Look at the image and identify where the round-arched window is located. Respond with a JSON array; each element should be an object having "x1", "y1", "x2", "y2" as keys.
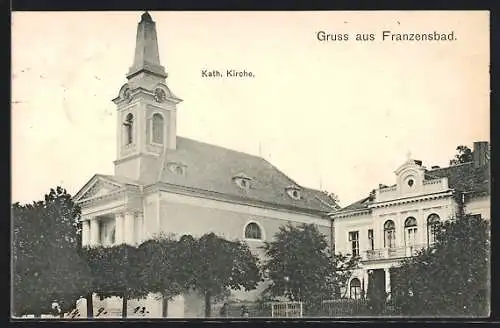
[
  {"x1": 384, "y1": 220, "x2": 395, "y2": 230},
  {"x1": 404, "y1": 217, "x2": 417, "y2": 227},
  {"x1": 384, "y1": 220, "x2": 396, "y2": 249},
  {"x1": 427, "y1": 214, "x2": 440, "y2": 245},
  {"x1": 350, "y1": 278, "x2": 362, "y2": 300},
  {"x1": 404, "y1": 217, "x2": 418, "y2": 249},
  {"x1": 124, "y1": 113, "x2": 134, "y2": 145},
  {"x1": 244, "y1": 222, "x2": 262, "y2": 240},
  {"x1": 151, "y1": 113, "x2": 164, "y2": 144}
]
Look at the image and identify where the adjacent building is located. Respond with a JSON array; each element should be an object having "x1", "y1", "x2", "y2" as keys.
[
  {"x1": 331, "y1": 142, "x2": 490, "y2": 301},
  {"x1": 72, "y1": 12, "x2": 337, "y2": 318}
]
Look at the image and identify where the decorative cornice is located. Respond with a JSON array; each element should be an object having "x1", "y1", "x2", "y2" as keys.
[
  {"x1": 77, "y1": 189, "x2": 127, "y2": 207},
  {"x1": 73, "y1": 174, "x2": 125, "y2": 202},
  {"x1": 369, "y1": 190, "x2": 454, "y2": 209},
  {"x1": 330, "y1": 208, "x2": 372, "y2": 219},
  {"x1": 144, "y1": 181, "x2": 330, "y2": 218},
  {"x1": 113, "y1": 87, "x2": 182, "y2": 106},
  {"x1": 113, "y1": 152, "x2": 160, "y2": 165},
  {"x1": 127, "y1": 67, "x2": 167, "y2": 80},
  {"x1": 331, "y1": 190, "x2": 456, "y2": 219}
]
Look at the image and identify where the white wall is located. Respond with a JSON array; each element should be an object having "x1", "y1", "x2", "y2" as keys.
[{"x1": 465, "y1": 195, "x2": 490, "y2": 220}]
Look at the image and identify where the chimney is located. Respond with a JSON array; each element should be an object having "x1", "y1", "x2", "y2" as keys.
[
  {"x1": 473, "y1": 141, "x2": 489, "y2": 168},
  {"x1": 414, "y1": 160, "x2": 423, "y2": 166}
]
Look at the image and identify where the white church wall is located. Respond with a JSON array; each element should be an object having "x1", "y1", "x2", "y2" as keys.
[
  {"x1": 157, "y1": 190, "x2": 331, "y2": 245},
  {"x1": 145, "y1": 190, "x2": 333, "y2": 309}
]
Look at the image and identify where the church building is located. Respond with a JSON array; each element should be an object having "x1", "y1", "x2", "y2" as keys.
[
  {"x1": 73, "y1": 12, "x2": 337, "y2": 318},
  {"x1": 331, "y1": 142, "x2": 490, "y2": 301}
]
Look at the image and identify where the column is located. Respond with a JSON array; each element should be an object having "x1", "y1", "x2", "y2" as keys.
[
  {"x1": 417, "y1": 209, "x2": 426, "y2": 248},
  {"x1": 115, "y1": 213, "x2": 124, "y2": 245},
  {"x1": 81, "y1": 220, "x2": 90, "y2": 247},
  {"x1": 358, "y1": 228, "x2": 366, "y2": 260},
  {"x1": 363, "y1": 270, "x2": 369, "y2": 296},
  {"x1": 397, "y1": 214, "x2": 405, "y2": 249},
  {"x1": 124, "y1": 212, "x2": 136, "y2": 245},
  {"x1": 90, "y1": 218, "x2": 100, "y2": 246},
  {"x1": 375, "y1": 217, "x2": 383, "y2": 250},
  {"x1": 136, "y1": 212, "x2": 144, "y2": 244},
  {"x1": 384, "y1": 268, "x2": 391, "y2": 299}
]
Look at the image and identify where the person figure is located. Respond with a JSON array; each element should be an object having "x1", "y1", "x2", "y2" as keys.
[
  {"x1": 241, "y1": 305, "x2": 249, "y2": 318},
  {"x1": 219, "y1": 302, "x2": 229, "y2": 318}
]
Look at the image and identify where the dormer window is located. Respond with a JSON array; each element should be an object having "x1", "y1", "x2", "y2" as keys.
[
  {"x1": 167, "y1": 162, "x2": 186, "y2": 176},
  {"x1": 233, "y1": 173, "x2": 252, "y2": 190},
  {"x1": 285, "y1": 186, "x2": 301, "y2": 200}
]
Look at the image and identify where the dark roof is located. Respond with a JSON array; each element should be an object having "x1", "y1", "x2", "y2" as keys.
[
  {"x1": 336, "y1": 196, "x2": 373, "y2": 214},
  {"x1": 424, "y1": 162, "x2": 490, "y2": 197},
  {"x1": 157, "y1": 137, "x2": 337, "y2": 213},
  {"x1": 109, "y1": 137, "x2": 337, "y2": 214}
]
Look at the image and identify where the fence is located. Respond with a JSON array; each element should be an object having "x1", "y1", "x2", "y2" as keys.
[
  {"x1": 271, "y1": 301, "x2": 303, "y2": 318},
  {"x1": 212, "y1": 301, "x2": 272, "y2": 318},
  {"x1": 212, "y1": 299, "x2": 391, "y2": 318},
  {"x1": 212, "y1": 300, "x2": 306, "y2": 318},
  {"x1": 321, "y1": 299, "x2": 370, "y2": 317}
]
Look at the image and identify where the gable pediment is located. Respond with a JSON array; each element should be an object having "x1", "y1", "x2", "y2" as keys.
[{"x1": 74, "y1": 175, "x2": 125, "y2": 203}]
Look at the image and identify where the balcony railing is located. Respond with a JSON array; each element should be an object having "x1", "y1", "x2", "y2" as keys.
[{"x1": 364, "y1": 244, "x2": 427, "y2": 261}]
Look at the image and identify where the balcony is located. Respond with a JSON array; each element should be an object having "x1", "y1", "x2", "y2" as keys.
[
  {"x1": 364, "y1": 244, "x2": 427, "y2": 261},
  {"x1": 375, "y1": 177, "x2": 449, "y2": 203}
]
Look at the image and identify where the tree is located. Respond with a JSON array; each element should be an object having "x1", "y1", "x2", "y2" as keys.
[
  {"x1": 321, "y1": 190, "x2": 341, "y2": 208},
  {"x1": 449, "y1": 145, "x2": 473, "y2": 165},
  {"x1": 261, "y1": 223, "x2": 359, "y2": 314},
  {"x1": 82, "y1": 244, "x2": 146, "y2": 318},
  {"x1": 136, "y1": 235, "x2": 184, "y2": 317},
  {"x1": 187, "y1": 233, "x2": 262, "y2": 318},
  {"x1": 12, "y1": 187, "x2": 93, "y2": 317},
  {"x1": 391, "y1": 214, "x2": 490, "y2": 317}
]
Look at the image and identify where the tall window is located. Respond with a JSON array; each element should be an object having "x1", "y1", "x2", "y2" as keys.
[
  {"x1": 384, "y1": 220, "x2": 396, "y2": 249},
  {"x1": 404, "y1": 217, "x2": 418, "y2": 245},
  {"x1": 404, "y1": 217, "x2": 418, "y2": 255},
  {"x1": 152, "y1": 113, "x2": 164, "y2": 144},
  {"x1": 368, "y1": 229, "x2": 374, "y2": 251},
  {"x1": 124, "y1": 113, "x2": 134, "y2": 145},
  {"x1": 349, "y1": 231, "x2": 359, "y2": 256},
  {"x1": 350, "y1": 278, "x2": 361, "y2": 300},
  {"x1": 427, "y1": 214, "x2": 440, "y2": 245},
  {"x1": 245, "y1": 222, "x2": 262, "y2": 240}
]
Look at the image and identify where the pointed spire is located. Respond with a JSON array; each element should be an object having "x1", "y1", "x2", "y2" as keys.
[{"x1": 127, "y1": 11, "x2": 167, "y2": 79}]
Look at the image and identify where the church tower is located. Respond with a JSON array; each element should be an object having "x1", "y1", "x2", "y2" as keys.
[{"x1": 112, "y1": 12, "x2": 182, "y2": 182}]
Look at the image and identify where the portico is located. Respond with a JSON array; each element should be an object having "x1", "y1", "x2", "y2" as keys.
[
  {"x1": 81, "y1": 211, "x2": 144, "y2": 247},
  {"x1": 74, "y1": 173, "x2": 147, "y2": 248}
]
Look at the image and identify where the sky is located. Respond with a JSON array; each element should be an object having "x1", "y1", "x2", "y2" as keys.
[{"x1": 11, "y1": 11, "x2": 490, "y2": 207}]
